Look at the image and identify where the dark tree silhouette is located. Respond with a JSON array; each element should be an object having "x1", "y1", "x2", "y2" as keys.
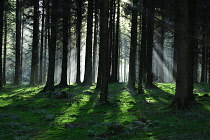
[
  {"x1": 145, "y1": 0, "x2": 155, "y2": 88},
  {"x1": 39, "y1": 0, "x2": 45, "y2": 84},
  {"x1": 170, "y1": 0, "x2": 195, "y2": 110},
  {"x1": 14, "y1": 0, "x2": 21, "y2": 85},
  {"x1": 76, "y1": 0, "x2": 82, "y2": 84},
  {"x1": 127, "y1": 0, "x2": 138, "y2": 90},
  {"x1": 43, "y1": 0, "x2": 58, "y2": 91},
  {"x1": 83, "y1": 0, "x2": 93, "y2": 85},
  {"x1": 30, "y1": 0, "x2": 40, "y2": 86},
  {"x1": 58, "y1": 0, "x2": 70, "y2": 88},
  {"x1": 99, "y1": 0, "x2": 109, "y2": 103},
  {"x1": 0, "y1": 0, "x2": 4, "y2": 87}
]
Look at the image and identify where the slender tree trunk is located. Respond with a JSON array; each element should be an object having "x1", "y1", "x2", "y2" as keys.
[
  {"x1": 76, "y1": 0, "x2": 82, "y2": 84},
  {"x1": 83, "y1": 0, "x2": 93, "y2": 85},
  {"x1": 145, "y1": 0, "x2": 155, "y2": 88},
  {"x1": 14, "y1": 0, "x2": 21, "y2": 85},
  {"x1": 200, "y1": 10, "x2": 207, "y2": 83},
  {"x1": 138, "y1": 0, "x2": 147, "y2": 94},
  {"x1": 3, "y1": 9, "x2": 7, "y2": 84},
  {"x1": 159, "y1": 5, "x2": 165, "y2": 83},
  {"x1": 30, "y1": 0, "x2": 40, "y2": 85},
  {"x1": 99, "y1": 0, "x2": 109, "y2": 103},
  {"x1": 92, "y1": 0, "x2": 99, "y2": 83},
  {"x1": 44, "y1": 0, "x2": 49, "y2": 84},
  {"x1": 20, "y1": 0, "x2": 23, "y2": 83},
  {"x1": 0, "y1": 0, "x2": 4, "y2": 87},
  {"x1": 188, "y1": 0, "x2": 196, "y2": 101},
  {"x1": 58, "y1": 0, "x2": 69, "y2": 87},
  {"x1": 39, "y1": 0, "x2": 45, "y2": 84},
  {"x1": 43, "y1": 0, "x2": 57, "y2": 91},
  {"x1": 111, "y1": 0, "x2": 120, "y2": 83},
  {"x1": 127, "y1": 0, "x2": 138, "y2": 89}
]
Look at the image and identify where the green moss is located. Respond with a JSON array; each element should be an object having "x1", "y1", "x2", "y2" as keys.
[{"x1": 0, "y1": 83, "x2": 210, "y2": 139}]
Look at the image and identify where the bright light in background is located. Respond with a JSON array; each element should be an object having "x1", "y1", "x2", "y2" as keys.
[{"x1": 121, "y1": 0, "x2": 130, "y2": 3}]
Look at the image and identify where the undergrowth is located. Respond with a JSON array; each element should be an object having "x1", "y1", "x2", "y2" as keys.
[{"x1": 0, "y1": 83, "x2": 210, "y2": 140}]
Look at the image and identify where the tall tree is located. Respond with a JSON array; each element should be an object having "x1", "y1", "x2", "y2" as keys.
[
  {"x1": 58, "y1": 0, "x2": 70, "y2": 87},
  {"x1": 170, "y1": 0, "x2": 194, "y2": 109},
  {"x1": 76, "y1": 0, "x2": 82, "y2": 84},
  {"x1": 3, "y1": 8, "x2": 7, "y2": 84},
  {"x1": 30, "y1": 0, "x2": 40, "y2": 85},
  {"x1": 0, "y1": 0, "x2": 4, "y2": 87},
  {"x1": 43, "y1": 0, "x2": 57, "y2": 91},
  {"x1": 92, "y1": 0, "x2": 99, "y2": 83},
  {"x1": 83, "y1": 0, "x2": 93, "y2": 85},
  {"x1": 39, "y1": 0, "x2": 45, "y2": 84},
  {"x1": 14, "y1": 0, "x2": 21, "y2": 85},
  {"x1": 145, "y1": 0, "x2": 155, "y2": 88},
  {"x1": 99, "y1": 0, "x2": 109, "y2": 103},
  {"x1": 111, "y1": 0, "x2": 120, "y2": 83},
  {"x1": 138, "y1": 0, "x2": 147, "y2": 94},
  {"x1": 127, "y1": 0, "x2": 138, "y2": 89}
]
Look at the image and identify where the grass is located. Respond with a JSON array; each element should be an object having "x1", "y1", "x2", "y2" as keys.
[{"x1": 0, "y1": 83, "x2": 210, "y2": 140}]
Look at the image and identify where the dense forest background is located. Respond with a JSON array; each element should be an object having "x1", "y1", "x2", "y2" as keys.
[{"x1": 0, "y1": 0, "x2": 210, "y2": 109}]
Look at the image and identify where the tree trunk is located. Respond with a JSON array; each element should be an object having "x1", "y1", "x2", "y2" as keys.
[
  {"x1": 138, "y1": 0, "x2": 147, "y2": 94},
  {"x1": 170, "y1": 0, "x2": 194, "y2": 110},
  {"x1": 43, "y1": 0, "x2": 57, "y2": 91},
  {"x1": 0, "y1": 0, "x2": 4, "y2": 87},
  {"x1": 83, "y1": 0, "x2": 93, "y2": 85},
  {"x1": 39, "y1": 0, "x2": 45, "y2": 84},
  {"x1": 145, "y1": 0, "x2": 155, "y2": 88},
  {"x1": 127, "y1": 0, "x2": 138, "y2": 90},
  {"x1": 76, "y1": 0, "x2": 82, "y2": 84},
  {"x1": 58, "y1": 0, "x2": 69, "y2": 88},
  {"x1": 3, "y1": 8, "x2": 7, "y2": 85},
  {"x1": 99, "y1": 0, "x2": 109, "y2": 103},
  {"x1": 111, "y1": 0, "x2": 120, "y2": 83},
  {"x1": 30, "y1": 0, "x2": 40, "y2": 86},
  {"x1": 92, "y1": 0, "x2": 99, "y2": 83},
  {"x1": 14, "y1": 0, "x2": 21, "y2": 85}
]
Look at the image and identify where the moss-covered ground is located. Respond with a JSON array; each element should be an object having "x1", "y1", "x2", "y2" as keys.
[{"x1": 0, "y1": 83, "x2": 210, "y2": 140}]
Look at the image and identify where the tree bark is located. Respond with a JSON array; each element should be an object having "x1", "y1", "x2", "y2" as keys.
[
  {"x1": 58, "y1": 0, "x2": 69, "y2": 87},
  {"x1": 76, "y1": 0, "x2": 82, "y2": 84},
  {"x1": 83, "y1": 0, "x2": 93, "y2": 85},
  {"x1": 43, "y1": 0, "x2": 57, "y2": 91},
  {"x1": 145, "y1": 0, "x2": 155, "y2": 88},
  {"x1": 111, "y1": 0, "x2": 120, "y2": 83},
  {"x1": 127, "y1": 0, "x2": 138, "y2": 90},
  {"x1": 138, "y1": 0, "x2": 147, "y2": 94},
  {"x1": 30, "y1": 0, "x2": 40, "y2": 86},
  {"x1": 170, "y1": 0, "x2": 194, "y2": 110},
  {"x1": 92, "y1": 0, "x2": 99, "y2": 83},
  {"x1": 99, "y1": 0, "x2": 109, "y2": 103},
  {"x1": 39, "y1": 0, "x2": 45, "y2": 84},
  {"x1": 0, "y1": 0, "x2": 4, "y2": 87},
  {"x1": 3, "y1": 8, "x2": 7, "y2": 85},
  {"x1": 14, "y1": 0, "x2": 21, "y2": 85}
]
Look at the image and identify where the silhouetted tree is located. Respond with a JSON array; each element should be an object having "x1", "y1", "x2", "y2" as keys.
[
  {"x1": 76, "y1": 0, "x2": 82, "y2": 84},
  {"x1": 127, "y1": 0, "x2": 138, "y2": 90},
  {"x1": 99, "y1": 0, "x2": 109, "y2": 103},
  {"x1": 14, "y1": 0, "x2": 21, "y2": 85},
  {"x1": 83, "y1": 0, "x2": 93, "y2": 85},
  {"x1": 145, "y1": 0, "x2": 155, "y2": 88},
  {"x1": 30, "y1": 0, "x2": 40, "y2": 85},
  {"x1": 43, "y1": 0, "x2": 58, "y2": 91},
  {"x1": 0, "y1": 0, "x2": 4, "y2": 87},
  {"x1": 58, "y1": 0, "x2": 70, "y2": 88},
  {"x1": 170, "y1": 0, "x2": 194, "y2": 110}
]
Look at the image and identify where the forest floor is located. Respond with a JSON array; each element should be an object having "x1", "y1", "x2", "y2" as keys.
[{"x1": 0, "y1": 83, "x2": 210, "y2": 140}]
